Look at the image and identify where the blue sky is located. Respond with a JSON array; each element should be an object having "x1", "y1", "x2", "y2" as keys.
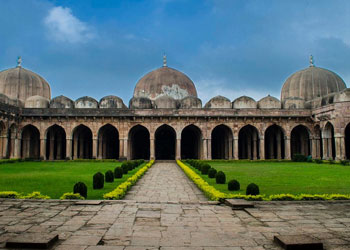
[{"x1": 1, "y1": 0, "x2": 350, "y2": 103}]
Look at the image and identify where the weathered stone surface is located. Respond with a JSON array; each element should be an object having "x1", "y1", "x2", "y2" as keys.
[
  {"x1": 5, "y1": 233, "x2": 58, "y2": 249},
  {"x1": 75, "y1": 200, "x2": 102, "y2": 206},
  {"x1": 274, "y1": 235, "x2": 323, "y2": 250},
  {"x1": 224, "y1": 199, "x2": 254, "y2": 209}
]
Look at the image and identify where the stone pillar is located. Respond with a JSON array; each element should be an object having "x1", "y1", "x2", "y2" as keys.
[
  {"x1": 312, "y1": 138, "x2": 317, "y2": 159},
  {"x1": 322, "y1": 138, "x2": 328, "y2": 160},
  {"x1": 56, "y1": 138, "x2": 62, "y2": 160},
  {"x1": 269, "y1": 137, "x2": 274, "y2": 159},
  {"x1": 335, "y1": 135, "x2": 345, "y2": 160},
  {"x1": 2, "y1": 136, "x2": 8, "y2": 159},
  {"x1": 202, "y1": 139, "x2": 208, "y2": 160},
  {"x1": 40, "y1": 138, "x2": 46, "y2": 160},
  {"x1": 14, "y1": 137, "x2": 20, "y2": 159},
  {"x1": 98, "y1": 136, "x2": 103, "y2": 159},
  {"x1": 66, "y1": 138, "x2": 72, "y2": 160},
  {"x1": 328, "y1": 138, "x2": 333, "y2": 159},
  {"x1": 150, "y1": 138, "x2": 155, "y2": 160},
  {"x1": 49, "y1": 133, "x2": 54, "y2": 160},
  {"x1": 259, "y1": 137, "x2": 265, "y2": 160},
  {"x1": 176, "y1": 138, "x2": 181, "y2": 160},
  {"x1": 207, "y1": 139, "x2": 212, "y2": 160},
  {"x1": 119, "y1": 139, "x2": 124, "y2": 159},
  {"x1": 276, "y1": 132, "x2": 282, "y2": 160},
  {"x1": 285, "y1": 137, "x2": 291, "y2": 160},
  {"x1": 124, "y1": 139, "x2": 128, "y2": 160},
  {"x1": 92, "y1": 138, "x2": 98, "y2": 159},
  {"x1": 228, "y1": 138, "x2": 233, "y2": 159},
  {"x1": 253, "y1": 139, "x2": 257, "y2": 160},
  {"x1": 233, "y1": 138, "x2": 238, "y2": 159}
]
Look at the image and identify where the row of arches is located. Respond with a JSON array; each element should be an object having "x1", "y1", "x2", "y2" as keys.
[{"x1": 1, "y1": 122, "x2": 350, "y2": 160}]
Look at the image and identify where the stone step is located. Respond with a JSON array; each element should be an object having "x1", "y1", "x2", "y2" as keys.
[
  {"x1": 274, "y1": 235, "x2": 323, "y2": 250},
  {"x1": 6, "y1": 233, "x2": 59, "y2": 249},
  {"x1": 224, "y1": 199, "x2": 254, "y2": 209}
]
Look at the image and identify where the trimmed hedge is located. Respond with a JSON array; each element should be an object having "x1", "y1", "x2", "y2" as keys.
[
  {"x1": 114, "y1": 167, "x2": 123, "y2": 178},
  {"x1": 73, "y1": 182, "x2": 87, "y2": 198},
  {"x1": 105, "y1": 170, "x2": 114, "y2": 183},
  {"x1": 208, "y1": 168, "x2": 217, "y2": 178},
  {"x1": 228, "y1": 179, "x2": 240, "y2": 191},
  {"x1": 215, "y1": 171, "x2": 226, "y2": 184},
  {"x1": 93, "y1": 172, "x2": 104, "y2": 189},
  {"x1": 246, "y1": 183, "x2": 260, "y2": 195}
]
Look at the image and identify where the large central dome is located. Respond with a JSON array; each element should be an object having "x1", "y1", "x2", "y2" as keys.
[{"x1": 133, "y1": 66, "x2": 197, "y2": 101}]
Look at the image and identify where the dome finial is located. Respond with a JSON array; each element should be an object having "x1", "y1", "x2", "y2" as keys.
[
  {"x1": 17, "y1": 56, "x2": 22, "y2": 68},
  {"x1": 163, "y1": 53, "x2": 167, "y2": 67},
  {"x1": 309, "y1": 55, "x2": 314, "y2": 67}
]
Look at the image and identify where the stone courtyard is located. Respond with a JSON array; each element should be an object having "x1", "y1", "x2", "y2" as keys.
[{"x1": 0, "y1": 162, "x2": 350, "y2": 249}]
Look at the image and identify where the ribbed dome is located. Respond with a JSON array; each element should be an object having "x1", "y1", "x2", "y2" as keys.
[
  {"x1": 281, "y1": 66, "x2": 346, "y2": 103},
  {"x1": 133, "y1": 66, "x2": 197, "y2": 100},
  {"x1": 0, "y1": 66, "x2": 51, "y2": 106}
]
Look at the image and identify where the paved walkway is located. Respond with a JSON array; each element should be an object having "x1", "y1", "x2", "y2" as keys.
[
  {"x1": 124, "y1": 162, "x2": 207, "y2": 203},
  {"x1": 0, "y1": 162, "x2": 350, "y2": 249}
]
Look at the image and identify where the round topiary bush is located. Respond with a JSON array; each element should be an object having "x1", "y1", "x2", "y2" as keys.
[
  {"x1": 208, "y1": 168, "x2": 217, "y2": 178},
  {"x1": 114, "y1": 167, "x2": 123, "y2": 178},
  {"x1": 73, "y1": 182, "x2": 87, "y2": 198},
  {"x1": 121, "y1": 162, "x2": 129, "y2": 174},
  {"x1": 246, "y1": 183, "x2": 260, "y2": 195},
  {"x1": 93, "y1": 172, "x2": 104, "y2": 189},
  {"x1": 105, "y1": 170, "x2": 114, "y2": 182},
  {"x1": 228, "y1": 179, "x2": 240, "y2": 191},
  {"x1": 201, "y1": 163, "x2": 211, "y2": 175},
  {"x1": 215, "y1": 171, "x2": 226, "y2": 184}
]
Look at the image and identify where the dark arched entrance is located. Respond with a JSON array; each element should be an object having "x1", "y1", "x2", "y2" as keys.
[
  {"x1": 46, "y1": 125, "x2": 66, "y2": 160},
  {"x1": 265, "y1": 125, "x2": 285, "y2": 159},
  {"x1": 346, "y1": 123, "x2": 350, "y2": 160},
  {"x1": 181, "y1": 125, "x2": 201, "y2": 159},
  {"x1": 211, "y1": 125, "x2": 232, "y2": 159},
  {"x1": 155, "y1": 125, "x2": 176, "y2": 160},
  {"x1": 129, "y1": 125, "x2": 150, "y2": 160},
  {"x1": 291, "y1": 125, "x2": 310, "y2": 158},
  {"x1": 98, "y1": 124, "x2": 119, "y2": 159},
  {"x1": 72, "y1": 125, "x2": 92, "y2": 159},
  {"x1": 323, "y1": 122, "x2": 335, "y2": 160},
  {"x1": 239, "y1": 125, "x2": 260, "y2": 159},
  {"x1": 21, "y1": 125, "x2": 40, "y2": 159}
]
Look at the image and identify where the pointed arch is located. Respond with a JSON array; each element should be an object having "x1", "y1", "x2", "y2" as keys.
[
  {"x1": 346, "y1": 123, "x2": 350, "y2": 160},
  {"x1": 211, "y1": 124, "x2": 233, "y2": 159},
  {"x1": 128, "y1": 125, "x2": 150, "y2": 160},
  {"x1": 98, "y1": 124, "x2": 119, "y2": 159},
  {"x1": 291, "y1": 125, "x2": 310, "y2": 158},
  {"x1": 46, "y1": 125, "x2": 66, "y2": 160},
  {"x1": 72, "y1": 124, "x2": 92, "y2": 159},
  {"x1": 264, "y1": 124, "x2": 285, "y2": 159},
  {"x1": 181, "y1": 125, "x2": 202, "y2": 159},
  {"x1": 239, "y1": 125, "x2": 260, "y2": 159},
  {"x1": 21, "y1": 124, "x2": 40, "y2": 159},
  {"x1": 155, "y1": 124, "x2": 176, "y2": 160},
  {"x1": 323, "y1": 122, "x2": 335, "y2": 160}
]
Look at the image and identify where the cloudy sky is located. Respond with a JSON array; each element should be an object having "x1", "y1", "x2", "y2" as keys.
[{"x1": 1, "y1": 0, "x2": 350, "y2": 103}]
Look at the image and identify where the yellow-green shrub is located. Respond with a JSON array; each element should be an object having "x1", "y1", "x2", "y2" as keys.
[
  {"x1": 60, "y1": 192, "x2": 84, "y2": 200},
  {"x1": 22, "y1": 191, "x2": 50, "y2": 199},
  {"x1": 0, "y1": 191, "x2": 21, "y2": 198}
]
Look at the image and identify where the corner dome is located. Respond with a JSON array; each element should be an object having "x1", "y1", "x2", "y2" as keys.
[
  {"x1": 281, "y1": 65, "x2": 346, "y2": 104},
  {"x1": 204, "y1": 95, "x2": 231, "y2": 108},
  {"x1": 0, "y1": 64, "x2": 51, "y2": 106},
  {"x1": 258, "y1": 95, "x2": 281, "y2": 109},
  {"x1": 133, "y1": 66, "x2": 197, "y2": 101},
  {"x1": 233, "y1": 96, "x2": 257, "y2": 109},
  {"x1": 129, "y1": 97, "x2": 153, "y2": 109}
]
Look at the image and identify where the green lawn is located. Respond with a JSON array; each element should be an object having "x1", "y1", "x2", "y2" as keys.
[
  {"x1": 187, "y1": 161, "x2": 350, "y2": 195},
  {"x1": 0, "y1": 161, "x2": 144, "y2": 199}
]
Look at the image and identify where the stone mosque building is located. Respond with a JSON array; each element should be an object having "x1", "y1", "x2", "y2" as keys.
[{"x1": 0, "y1": 56, "x2": 349, "y2": 161}]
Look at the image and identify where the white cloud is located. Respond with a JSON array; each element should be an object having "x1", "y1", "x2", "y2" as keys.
[{"x1": 44, "y1": 6, "x2": 95, "y2": 43}]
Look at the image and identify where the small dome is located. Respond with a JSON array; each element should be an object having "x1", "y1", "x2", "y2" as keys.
[
  {"x1": 180, "y1": 96, "x2": 202, "y2": 109},
  {"x1": 281, "y1": 65, "x2": 346, "y2": 104},
  {"x1": 99, "y1": 95, "x2": 126, "y2": 108},
  {"x1": 50, "y1": 95, "x2": 74, "y2": 108},
  {"x1": 129, "y1": 97, "x2": 153, "y2": 109},
  {"x1": 283, "y1": 98, "x2": 306, "y2": 109},
  {"x1": 0, "y1": 63, "x2": 51, "y2": 106},
  {"x1": 133, "y1": 66, "x2": 197, "y2": 100},
  {"x1": 258, "y1": 95, "x2": 281, "y2": 109},
  {"x1": 24, "y1": 95, "x2": 49, "y2": 108},
  {"x1": 233, "y1": 96, "x2": 257, "y2": 109},
  {"x1": 154, "y1": 96, "x2": 178, "y2": 109},
  {"x1": 75, "y1": 96, "x2": 98, "y2": 108},
  {"x1": 204, "y1": 95, "x2": 231, "y2": 108}
]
